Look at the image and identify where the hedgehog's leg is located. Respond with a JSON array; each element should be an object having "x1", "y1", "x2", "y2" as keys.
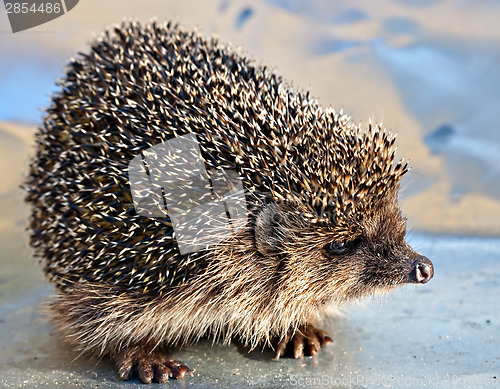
[
  {"x1": 47, "y1": 283, "x2": 192, "y2": 383},
  {"x1": 274, "y1": 324, "x2": 333, "y2": 359},
  {"x1": 115, "y1": 345, "x2": 192, "y2": 384}
]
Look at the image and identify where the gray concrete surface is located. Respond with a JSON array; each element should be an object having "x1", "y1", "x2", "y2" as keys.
[{"x1": 1, "y1": 233, "x2": 498, "y2": 388}]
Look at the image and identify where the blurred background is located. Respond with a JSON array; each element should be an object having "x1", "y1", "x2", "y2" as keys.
[
  {"x1": 2, "y1": 0, "x2": 500, "y2": 237},
  {"x1": 0, "y1": 1, "x2": 499, "y2": 388}
]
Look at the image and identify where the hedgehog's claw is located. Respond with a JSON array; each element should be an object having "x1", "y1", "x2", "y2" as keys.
[
  {"x1": 274, "y1": 333, "x2": 290, "y2": 360},
  {"x1": 274, "y1": 324, "x2": 333, "y2": 360},
  {"x1": 116, "y1": 346, "x2": 192, "y2": 383}
]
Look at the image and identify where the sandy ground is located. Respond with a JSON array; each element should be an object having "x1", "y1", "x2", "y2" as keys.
[{"x1": 0, "y1": 0, "x2": 499, "y2": 388}]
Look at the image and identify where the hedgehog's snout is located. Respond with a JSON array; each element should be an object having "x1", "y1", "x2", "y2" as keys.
[{"x1": 410, "y1": 255, "x2": 434, "y2": 284}]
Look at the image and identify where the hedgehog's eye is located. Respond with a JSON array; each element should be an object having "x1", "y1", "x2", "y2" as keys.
[{"x1": 327, "y1": 241, "x2": 353, "y2": 255}]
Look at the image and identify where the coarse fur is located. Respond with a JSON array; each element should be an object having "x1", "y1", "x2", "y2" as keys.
[
  {"x1": 25, "y1": 20, "x2": 433, "y2": 380},
  {"x1": 49, "y1": 197, "x2": 412, "y2": 358}
]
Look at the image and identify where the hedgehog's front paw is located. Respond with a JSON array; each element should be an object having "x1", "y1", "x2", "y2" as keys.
[
  {"x1": 116, "y1": 346, "x2": 192, "y2": 384},
  {"x1": 274, "y1": 324, "x2": 333, "y2": 359}
]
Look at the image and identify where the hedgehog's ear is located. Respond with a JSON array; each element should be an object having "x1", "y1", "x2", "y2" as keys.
[{"x1": 254, "y1": 203, "x2": 288, "y2": 257}]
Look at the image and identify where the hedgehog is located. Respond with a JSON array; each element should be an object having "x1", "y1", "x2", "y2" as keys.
[{"x1": 25, "y1": 21, "x2": 434, "y2": 384}]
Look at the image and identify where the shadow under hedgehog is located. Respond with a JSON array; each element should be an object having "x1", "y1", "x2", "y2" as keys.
[{"x1": 25, "y1": 21, "x2": 434, "y2": 384}]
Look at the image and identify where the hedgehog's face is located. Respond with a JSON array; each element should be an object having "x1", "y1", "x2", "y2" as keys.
[
  {"x1": 355, "y1": 202, "x2": 433, "y2": 292},
  {"x1": 254, "y1": 200, "x2": 433, "y2": 303},
  {"x1": 320, "y1": 201, "x2": 434, "y2": 301}
]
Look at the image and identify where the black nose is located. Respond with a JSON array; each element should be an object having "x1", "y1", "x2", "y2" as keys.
[{"x1": 411, "y1": 255, "x2": 434, "y2": 284}]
